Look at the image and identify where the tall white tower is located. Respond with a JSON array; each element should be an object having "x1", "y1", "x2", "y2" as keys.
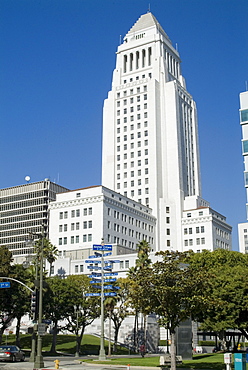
[{"x1": 102, "y1": 12, "x2": 230, "y2": 251}]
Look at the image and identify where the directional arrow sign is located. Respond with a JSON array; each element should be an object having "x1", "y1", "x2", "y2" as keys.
[
  {"x1": 89, "y1": 274, "x2": 101, "y2": 278},
  {"x1": 104, "y1": 272, "x2": 118, "y2": 276},
  {"x1": 104, "y1": 292, "x2": 117, "y2": 297},
  {"x1": 87, "y1": 266, "x2": 102, "y2": 270},
  {"x1": 90, "y1": 280, "x2": 101, "y2": 284},
  {"x1": 103, "y1": 252, "x2": 112, "y2": 257},
  {"x1": 91, "y1": 285, "x2": 101, "y2": 289},
  {"x1": 88, "y1": 255, "x2": 101, "y2": 259},
  {"x1": 0, "y1": 282, "x2": 10, "y2": 288},
  {"x1": 85, "y1": 293, "x2": 101, "y2": 297},
  {"x1": 104, "y1": 278, "x2": 117, "y2": 282},
  {"x1": 105, "y1": 260, "x2": 120, "y2": 264},
  {"x1": 85, "y1": 260, "x2": 101, "y2": 264},
  {"x1": 104, "y1": 285, "x2": 113, "y2": 289},
  {"x1": 103, "y1": 266, "x2": 112, "y2": 270}
]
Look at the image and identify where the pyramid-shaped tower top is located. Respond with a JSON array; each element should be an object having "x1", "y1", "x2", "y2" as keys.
[{"x1": 126, "y1": 12, "x2": 171, "y2": 43}]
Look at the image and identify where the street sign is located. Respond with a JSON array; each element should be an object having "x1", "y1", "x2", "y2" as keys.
[
  {"x1": 88, "y1": 255, "x2": 101, "y2": 259},
  {"x1": 104, "y1": 292, "x2": 117, "y2": 297},
  {"x1": 104, "y1": 285, "x2": 113, "y2": 289},
  {"x1": 0, "y1": 282, "x2": 10, "y2": 288},
  {"x1": 104, "y1": 272, "x2": 118, "y2": 276},
  {"x1": 90, "y1": 280, "x2": 101, "y2": 283},
  {"x1": 38, "y1": 323, "x2": 46, "y2": 336},
  {"x1": 104, "y1": 260, "x2": 120, "y2": 263},
  {"x1": 87, "y1": 266, "x2": 101, "y2": 270},
  {"x1": 103, "y1": 252, "x2": 112, "y2": 257},
  {"x1": 104, "y1": 278, "x2": 117, "y2": 282},
  {"x1": 89, "y1": 273, "x2": 101, "y2": 277},
  {"x1": 103, "y1": 266, "x2": 112, "y2": 270},
  {"x1": 85, "y1": 260, "x2": 101, "y2": 264},
  {"x1": 85, "y1": 293, "x2": 101, "y2": 297},
  {"x1": 93, "y1": 244, "x2": 112, "y2": 251}
]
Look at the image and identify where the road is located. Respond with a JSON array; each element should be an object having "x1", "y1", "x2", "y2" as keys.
[{"x1": 0, "y1": 356, "x2": 156, "y2": 370}]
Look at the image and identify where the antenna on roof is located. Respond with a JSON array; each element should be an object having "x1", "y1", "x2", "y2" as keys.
[
  {"x1": 245, "y1": 81, "x2": 248, "y2": 91},
  {"x1": 119, "y1": 35, "x2": 122, "y2": 45},
  {"x1": 148, "y1": 3, "x2": 151, "y2": 12}
]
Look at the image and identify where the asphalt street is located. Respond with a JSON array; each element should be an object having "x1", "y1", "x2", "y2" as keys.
[{"x1": 0, "y1": 356, "x2": 159, "y2": 370}]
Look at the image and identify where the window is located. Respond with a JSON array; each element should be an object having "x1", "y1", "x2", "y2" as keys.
[
  {"x1": 83, "y1": 221, "x2": 87, "y2": 229},
  {"x1": 184, "y1": 240, "x2": 188, "y2": 246},
  {"x1": 71, "y1": 210, "x2": 75, "y2": 217},
  {"x1": 59, "y1": 225, "x2": 62, "y2": 232},
  {"x1": 125, "y1": 260, "x2": 129, "y2": 268},
  {"x1": 120, "y1": 261, "x2": 124, "y2": 268},
  {"x1": 184, "y1": 228, "x2": 188, "y2": 235},
  {"x1": 189, "y1": 239, "x2": 193, "y2": 246},
  {"x1": 71, "y1": 236, "x2": 74, "y2": 244},
  {"x1": 80, "y1": 265, "x2": 84, "y2": 273},
  {"x1": 83, "y1": 235, "x2": 87, "y2": 242},
  {"x1": 242, "y1": 140, "x2": 248, "y2": 154},
  {"x1": 64, "y1": 211, "x2": 68, "y2": 219},
  {"x1": 196, "y1": 238, "x2": 200, "y2": 245},
  {"x1": 89, "y1": 207, "x2": 92, "y2": 215},
  {"x1": 76, "y1": 222, "x2": 80, "y2": 230},
  {"x1": 196, "y1": 227, "x2": 199, "y2": 233},
  {"x1": 201, "y1": 226, "x2": 205, "y2": 233},
  {"x1": 167, "y1": 229, "x2": 170, "y2": 235},
  {"x1": 166, "y1": 217, "x2": 170, "y2": 223},
  {"x1": 64, "y1": 237, "x2": 67, "y2": 245},
  {"x1": 187, "y1": 213, "x2": 191, "y2": 218},
  {"x1": 241, "y1": 109, "x2": 248, "y2": 122},
  {"x1": 59, "y1": 212, "x2": 63, "y2": 219},
  {"x1": 88, "y1": 234, "x2": 92, "y2": 242},
  {"x1": 189, "y1": 228, "x2": 192, "y2": 234},
  {"x1": 59, "y1": 238, "x2": 62, "y2": 245},
  {"x1": 199, "y1": 211, "x2": 203, "y2": 216},
  {"x1": 64, "y1": 224, "x2": 67, "y2": 232},
  {"x1": 88, "y1": 220, "x2": 92, "y2": 228},
  {"x1": 201, "y1": 238, "x2": 205, "y2": 244},
  {"x1": 76, "y1": 235, "x2": 79, "y2": 243},
  {"x1": 75, "y1": 265, "x2": 78, "y2": 273}
]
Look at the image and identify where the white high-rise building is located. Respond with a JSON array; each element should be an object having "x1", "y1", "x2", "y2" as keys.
[
  {"x1": 238, "y1": 91, "x2": 248, "y2": 254},
  {"x1": 102, "y1": 12, "x2": 231, "y2": 251}
]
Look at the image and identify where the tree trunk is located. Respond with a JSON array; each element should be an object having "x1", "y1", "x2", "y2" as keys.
[
  {"x1": 15, "y1": 315, "x2": 21, "y2": 347},
  {"x1": 170, "y1": 330, "x2": 176, "y2": 370},
  {"x1": 50, "y1": 319, "x2": 58, "y2": 353},
  {"x1": 113, "y1": 323, "x2": 121, "y2": 353}
]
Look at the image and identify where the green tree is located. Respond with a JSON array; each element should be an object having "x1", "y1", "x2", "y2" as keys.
[
  {"x1": 34, "y1": 238, "x2": 59, "y2": 276},
  {"x1": 62, "y1": 275, "x2": 100, "y2": 355},
  {"x1": 128, "y1": 240, "x2": 152, "y2": 351},
  {"x1": 188, "y1": 249, "x2": 248, "y2": 348}
]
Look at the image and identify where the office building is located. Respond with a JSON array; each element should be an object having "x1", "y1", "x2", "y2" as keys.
[
  {"x1": 48, "y1": 185, "x2": 156, "y2": 276},
  {"x1": 102, "y1": 12, "x2": 231, "y2": 251},
  {"x1": 0, "y1": 179, "x2": 68, "y2": 263},
  {"x1": 238, "y1": 91, "x2": 248, "y2": 253}
]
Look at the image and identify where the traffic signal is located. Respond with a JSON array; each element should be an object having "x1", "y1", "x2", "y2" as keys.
[{"x1": 31, "y1": 290, "x2": 39, "y2": 320}]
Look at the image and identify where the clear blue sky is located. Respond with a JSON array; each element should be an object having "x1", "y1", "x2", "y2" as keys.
[{"x1": 0, "y1": 0, "x2": 247, "y2": 250}]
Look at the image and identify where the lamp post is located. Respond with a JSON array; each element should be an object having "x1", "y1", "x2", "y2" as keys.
[
  {"x1": 98, "y1": 239, "x2": 106, "y2": 361},
  {"x1": 74, "y1": 305, "x2": 81, "y2": 357},
  {"x1": 34, "y1": 225, "x2": 45, "y2": 369}
]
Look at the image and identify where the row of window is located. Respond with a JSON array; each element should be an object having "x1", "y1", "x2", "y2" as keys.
[
  {"x1": 70, "y1": 260, "x2": 132, "y2": 275},
  {"x1": 116, "y1": 185, "x2": 149, "y2": 196},
  {"x1": 107, "y1": 234, "x2": 154, "y2": 246},
  {"x1": 164, "y1": 48, "x2": 180, "y2": 79},
  {"x1": 0, "y1": 205, "x2": 47, "y2": 219},
  {"x1": 117, "y1": 122, "x2": 148, "y2": 132},
  {"x1": 241, "y1": 109, "x2": 248, "y2": 123},
  {"x1": 107, "y1": 223, "x2": 153, "y2": 234},
  {"x1": 117, "y1": 165, "x2": 149, "y2": 175},
  {"x1": 117, "y1": 141, "x2": 149, "y2": 152},
  {"x1": 117, "y1": 174, "x2": 149, "y2": 183},
  {"x1": 184, "y1": 238, "x2": 205, "y2": 247},
  {"x1": 117, "y1": 94, "x2": 147, "y2": 107},
  {"x1": 59, "y1": 207, "x2": 92, "y2": 220},
  {"x1": 0, "y1": 213, "x2": 45, "y2": 230},
  {"x1": 0, "y1": 190, "x2": 47, "y2": 205},
  {"x1": 116, "y1": 149, "x2": 148, "y2": 158},
  {"x1": 216, "y1": 239, "x2": 229, "y2": 249},
  {"x1": 0, "y1": 198, "x2": 47, "y2": 211},
  {"x1": 107, "y1": 209, "x2": 154, "y2": 229},
  {"x1": 186, "y1": 211, "x2": 204, "y2": 218},
  {"x1": 184, "y1": 226, "x2": 205, "y2": 235},
  {"x1": 123, "y1": 48, "x2": 152, "y2": 73},
  {"x1": 117, "y1": 131, "x2": 148, "y2": 142},
  {"x1": 216, "y1": 228, "x2": 229, "y2": 239},
  {"x1": 58, "y1": 234, "x2": 92, "y2": 245},
  {"x1": 116, "y1": 85, "x2": 148, "y2": 99},
  {"x1": 59, "y1": 221, "x2": 92, "y2": 232}
]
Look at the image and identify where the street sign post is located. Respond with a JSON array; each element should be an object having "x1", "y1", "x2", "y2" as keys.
[{"x1": 93, "y1": 244, "x2": 112, "y2": 251}]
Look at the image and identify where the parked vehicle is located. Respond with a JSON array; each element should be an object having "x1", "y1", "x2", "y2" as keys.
[{"x1": 0, "y1": 345, "x2": 25, "y2": 362}]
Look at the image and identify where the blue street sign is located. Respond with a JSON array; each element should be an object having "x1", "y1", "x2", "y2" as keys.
[
  {"x1": 104, "y1": 292, "x2": 117, "y2": 297},
  {"x1": 87, "y1": 266, "x2": 102, "y2": 270},
  {"x1": 104, "y1": 285, "x2": 113, "y2": 289},
  {"x1": 104, "y1": 278, "x2": 117, "y2": 282},
  {"x1": 91, "y1": 285, "x2": 101, "y2": 289},
  {"x1": 104, "y1": 272, "x2": 118, "y2": 276},
  {"x1": 85, "y1": 293, "x2": 101, "y2": 297},
  {"x1": 85, "y1": 260, "x2": 101, "y2": 264},
  {"x1": 0, "y1": 282, "x2": 10, "y2": 288},
  {"x1": 105, "y1": 260, "x2": 120, "y2": 264},
  {"x1": 89, "y1": 273, "x2": 101, "y2": 278},
  {"x1": 88, "y1": 255, "x2": 101, "y2": 259},
  {"x1": 90, "y1": 280, "x2": 101, "y2": 283},
  {"x1": 103, "y1": 266, "x2": 112, "y2": 270},
  {"x1": 93, "y1": 244, "x2": 112, "y2": 251},
  {"x1": 103, "y1": 252, "x2": 112, "y2": 257}
]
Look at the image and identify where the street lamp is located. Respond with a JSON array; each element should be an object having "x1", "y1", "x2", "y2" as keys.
[{"x1": 74, "y1": 305, "x2": 81, "y2": 357}]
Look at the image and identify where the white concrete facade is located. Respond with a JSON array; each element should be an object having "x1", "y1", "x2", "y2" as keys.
[
  {"x1": 101, "y1": 12, "x2": 231, "y2": 252},
  {"x1": 48, "y1": 185, "x2": 156, "y2": 276},
  {"x1": 238, "y1": 91, "x2": 248, "y2": 253}
]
